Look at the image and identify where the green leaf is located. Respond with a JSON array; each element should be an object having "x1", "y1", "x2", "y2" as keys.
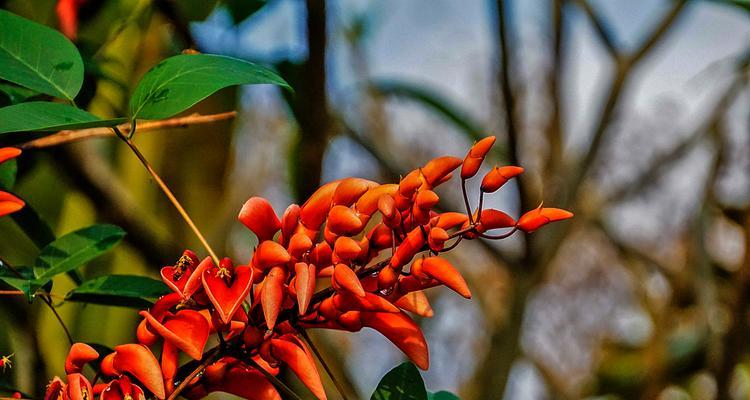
[
  {"x1": 66, "y1": 275, "x2": 169, "y2": 308},
  {"x1": 0, "y1": 10, "x2": 84, "y2": 100},
  {"x1": 0, "y1": 102, "x2": 125, "y2": 135},
  {"x1": 34, "y1": 224, "x2": 125, "y2": 281},
  {"x1": 129, "y1": 54, "x2": 290, "y2": 120},
  {"x1": 427, "y1": 392, "x2": 460, "y2": 400},
  {"x1": 0, "y1": 158, "x2": 16, "y2": 190},
  {"x1": 371, "y1": 362, "x2": 428, "y2": 400},
  {"x1": 0, "y1": 83, "x2": 40, "y2": 105},
  {"x1": 0, "y1": 264, "x2": 44, "y2": 302}
]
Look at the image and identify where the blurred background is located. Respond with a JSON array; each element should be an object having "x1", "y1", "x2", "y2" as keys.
[{"x1": 0, "y1": 0, "x2": 749, "y2": 399}]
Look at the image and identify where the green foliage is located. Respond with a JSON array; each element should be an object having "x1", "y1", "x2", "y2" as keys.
[
  {"x1": 0, "y1": 10, "x2": 84, "y2": 100},
  {"x1": 129, "y1": 54, "x2": 290, "y2": 120},
  {"x1": 66, "y1": 275, "x2": 169, "y2": 308},
  {"x1": 0, "y1": 83, "x2": 39, "y2": 105},
  {"x1": 371, "y1": 362, "x2": 428, "y2": 400},
  {"x1": 33, "y1": 224, "x2": 125, "y2": 281},
  {"x1": 0, "y1": 102, "x2": 125, "y2": 135},
  {"x1": 0, "y1": 158, "x2": 16, "y2": 190}
]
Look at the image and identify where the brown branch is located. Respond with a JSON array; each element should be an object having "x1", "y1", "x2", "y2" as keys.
[
  {"x1": 543, "y1": 0, "x2": 565, "y2": 181},
  {"x1": 577, "y1": 0, "x2": 619, "y2": 58},
  {"x1": 20, "y1": 111, "x2": 237, "y2": 150}
]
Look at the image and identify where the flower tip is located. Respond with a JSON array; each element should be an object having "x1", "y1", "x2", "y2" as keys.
[{"x1": 0, "y1": 147, "x2": 21, "y2": 164}]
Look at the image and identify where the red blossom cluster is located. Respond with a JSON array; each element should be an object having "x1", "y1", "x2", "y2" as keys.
[{"x1": 46, "y1": 137, "x2": 572, "y2": 400}]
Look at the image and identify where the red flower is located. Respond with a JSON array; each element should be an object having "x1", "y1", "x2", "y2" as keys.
[
  {"x1": 0, "y1": 148, "x2": 24, "y2": 218},
  {"x1": 516, "y1": 204, "x2": 574, "y2": 232}
]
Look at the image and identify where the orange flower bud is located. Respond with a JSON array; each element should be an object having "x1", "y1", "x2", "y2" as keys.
[
  {"x1": 0, "y1": 192, "x2": 24, "y2": 218},
  {"x1": 65, "y1": 343, "x2": 99, "y2": 375},
  {"x1": 421, "y1": 156, "x2": 462, "y2": 187},
  {"x1": 367, "y1": 223, "x2": 394, "y2": 250},
  {"x1": 460, "y1": 136, "x2": 496, "y2": 179},
  {"x1": 281, "y1": 203, "x2": 301, "y2": 241},
  {"x1": 480, "y1": 166, "x2": 524, "y2": 193},
  {"x1": 295, "y1": 262, "x2": 316, "y2": 315},
  {"x1": 0, "y1": 147, "x2": 21, "y2": 164},
  {"x1": 252, "y1": 241, "x2": 291, "y2": 271},
  {"x1": 288, "y1": 232, "x2": 313, "y2": 259},
  {"x1": 516, "y1": 205, "x2": 573, "y2": 232},
  {"x1": 332, "y1": 177, "x2": 377, "y2": 206},
  {"x1": 300, "y1": 180, "x2": 339, "y2": 230},
  {"x1": 333, "y1": 236, "x2": 362, "y2": 262},
  {"x1": 415, "y1": 190, "x2": 439, "y2": 210},
  {"x1": 332, "y1": 264, "x2": 365, "y2": 297},
  {"x1": 476, "y1": 209, "x2": 515, "y2": 232},
  {"x1": 377, "y1": 194, "x2": 396, "y2": 219},
  {"x1": 113, "y1": 344, "x2": 165, "y2": 399},
  {"x1": 427, "y1": 227, "x2": 449, "y2": 251},
  {"x1": 421, "y1": 257, "x2": 471, "y2": 298},
  {"x1": 238, "y1": 197, "x2": 281, "y2": 242},
  {"x1": 354, "y1": 184, "x2": 398, "y2": 217},
  {"x1": 309, "y1": 242, "x2": 332, "y2": 266},
  {"x1": 327, "y1": 205, "x2": 364, "y2": 235},
  {"x1": 261, "y1": 266, "x2": 287, "y2": 330},
  {"x1": 333, "y1": 292, "x2": 399, "y2": 313},
  {"x1": 360, "y1": 311, "x2": 429, "y2": 370},
  {"x1": 270, "y1": 338, "x2": 326, "y2": 400},
  {"x1": 390, "y1": 228, "x2": 425, "y2": 269},
  {"x1": 394, "y1": 290, "x2": 434, "y2": 318}
]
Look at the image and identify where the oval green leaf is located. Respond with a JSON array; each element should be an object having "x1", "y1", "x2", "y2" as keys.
[
  {"x1": 34, "y1": 224, "x2": 126, "y2": 281},
  {"x1": 129, "y1": 54, "x2": 290, "y2": 120},
  {"x1": 66, "y1": 275, "x2": 169, "y2": 308},
  {"x1": 371, "y1": 362, "x2": 428, "y2": 400},
  {"x1": 0, "y1": 102, "x2": 125, "y2": 135},
  {"x1": 0, "y1": 10, "x2": 84, "y2": 100}
]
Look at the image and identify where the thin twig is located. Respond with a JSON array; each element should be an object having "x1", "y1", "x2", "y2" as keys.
[
  {"x1": 577, "y1": 0, "x2": 618, "y2": 57},
  {"x1": 40, "y1": 295, "x2": 73, "y2": 345},
  {"x1": 21, "y1": 111, "x2": 237, "y2": 150},
  {"x1": 297, "y1": 328, "x2": 352, "y2": 400},
  {"x1": 166, "y1": 348, "x2": 220, "y2": 400},
  {"x1": 112, "y1": 127, "x2": 220, "y2": 266}
]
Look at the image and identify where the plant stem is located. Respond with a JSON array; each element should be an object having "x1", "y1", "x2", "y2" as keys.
[
  {"x1": 166, "y1": 348, "x2": 220, "y2": 400},
  {"x1": 112, "y1": 127, "x2": 220, "y2": 266}
]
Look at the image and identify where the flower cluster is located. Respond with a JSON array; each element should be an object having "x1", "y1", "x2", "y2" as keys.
[
  {"x1": 46, "y1": 137, "x2": 572, "y2": 400},
  {"x1": 0, "y1": 148, "x2": 24, "y2": 218}
]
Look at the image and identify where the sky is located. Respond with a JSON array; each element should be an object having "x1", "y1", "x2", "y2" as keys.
[{"x1": 191, "y1": 0, "x2": 750, "y2": 397}]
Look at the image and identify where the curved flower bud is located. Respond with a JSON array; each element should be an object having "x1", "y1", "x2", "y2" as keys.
[
  {"x1": 287, "y1": 233, "x2": 313, "y2": 260},
  {"x1": 65, "y1": 343, "x2": 99, "y2": 375},
  {"x1": 270, "y1": 338, "x2": 326, "y2": 400},
  {"x1": 360, "y1": 311, "x2": 429, "y2": 370},
  {"x1": 0, "y1": 147, "x2": 21, "y2": 164},
  {"x1": 516, "y1": 205, "x2": 574, "y2": 233},
  {"x1": 252, "y1": 241, "x2": 291, "y2": 271},
  {"x1": 332, "y1": 264, "x2": 365, "y2": 297},
  {"x1": 140, "y1": 309, "x2": 210, "y2": 360},
  {"x1": 480, "y1": 166, "x2": 524, "y2": 193},
  {"x1": 332, "y1": 177, "x2": 376, "y2": 206},
  {"x1": 333, "y1": 236, "x2": 361, "y2": 263},
  {"x1": 427, "y1": 227, "x2": 449, "y2": 251},
  {"x1": 239, "y1": 197, "x2": 282, "y2": 242},
  {"x1": 461, "y1": 136, "x2": 496, "y2": 179},
  {"x1": 112, "y1": 344, "x2": 165, "y2": 399},
  {"x1": 327, "y1": 205, "x2": 364, "y2": 236},
  {"x1": 420, "y1": 156, "x2": 462, "y2": 187},
  {"x1": 0, "y1": 192, "x2": 24, "y2": 218},
  {"x1": 394, "y1": 290, "x2": 434, "y2": 318},
  {"x1": 420, "y1": 257, "x2": 471, "y2": 298}
]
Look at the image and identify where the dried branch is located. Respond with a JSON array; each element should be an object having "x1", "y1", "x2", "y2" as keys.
[
  {"x1": 20, "y1": 111, "x2": 237, "y2": 150},
  {"x1": 577, "y1": 0, "x2": 619, "y2": 58}
]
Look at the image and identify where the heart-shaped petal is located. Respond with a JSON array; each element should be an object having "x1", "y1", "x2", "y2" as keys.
[
  {"x1": 202, "y1": 265, "x2": 254, "y2": 324},
  {"x1": 140, "y1": 310, "x2": 209, "y2": 360}
]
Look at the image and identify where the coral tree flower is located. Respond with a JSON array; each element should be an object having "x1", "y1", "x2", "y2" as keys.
[
  {"x1": 48, "y1": 136, "x2": 573, "y2": 400},
  {"x1": 0, "y1": 148, "x2": 24, "y2": 218}
]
